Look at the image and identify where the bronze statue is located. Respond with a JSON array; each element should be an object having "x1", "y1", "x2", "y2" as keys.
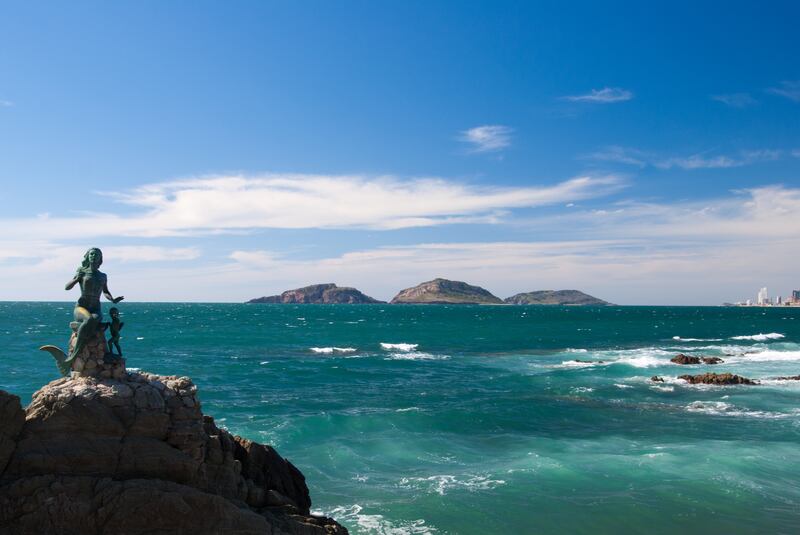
[
  {"x1": 40, "y1": 248, "x2": 124, "y2": 375},
  {"x1": 106, "y1": 307, "x2": 124, "y2": 358}
]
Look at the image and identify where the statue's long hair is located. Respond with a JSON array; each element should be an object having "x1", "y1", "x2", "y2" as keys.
[{"x1": 78, "y1": 248, "x2": 103, "y2": 273}]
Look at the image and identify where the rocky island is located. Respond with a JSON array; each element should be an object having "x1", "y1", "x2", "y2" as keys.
[
  {"x1": 504, "y1": 290, "x2": 610, "y2": 305},
  {"x1": 248, "y1": 283, "x2": 383, "y2": 304},
  {"x1": 390, "y1": 278, "x2": 503, "y2": 304}
]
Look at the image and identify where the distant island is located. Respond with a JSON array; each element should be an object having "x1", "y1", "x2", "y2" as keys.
[
  {"x1": 247, "y1": 279, "x2": 609, "y2": 305},
  {"x1": 505, "y1": 290, "x2": 611, "y2": 306},
  {"x1": 390, "y1": 278, "x2": 503, "y2": 304},
  {"x1": 247, "y1": 283, "x2": 384, "y2": 304}
]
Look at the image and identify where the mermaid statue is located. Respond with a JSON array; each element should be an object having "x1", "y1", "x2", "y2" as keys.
[{"x1": 40, "y1": 248, "x2": 124, "y2": 375}]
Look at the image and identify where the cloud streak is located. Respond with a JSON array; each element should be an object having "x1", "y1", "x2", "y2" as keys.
[
  {"x1": 0, "y1": 173, "x2": 624, "y2": 239},
  {"x1": 711, "y1": 93, "x2": 757, "y2": 108},
  {"x1": 459, "y1": 125, "x2": 513, "y2": 153},
  {"x1": 767, "y1": 81, "x2": 800, "y2": 102},
  {"x1": 586, "y1": 146, "x2": 782, "y2": 169},
  {"x1": 562, "y1": 87, "x2": 633, "y2": 103}
]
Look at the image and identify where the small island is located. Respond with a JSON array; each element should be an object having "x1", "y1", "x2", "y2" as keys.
[
  {"x1": 390, "y1": 278, "x2": 503, "y2": 304},
  {"x1": 504, "y1": 290, "x2": 610, "y2": 306},
  {"x1": 248, "y1": 283, "x2": 384, "y2": 304}
]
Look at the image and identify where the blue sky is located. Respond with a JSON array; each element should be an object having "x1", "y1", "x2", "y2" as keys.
[{"x1": 1, "y1": 1, "x2": 798, "y2": 304}]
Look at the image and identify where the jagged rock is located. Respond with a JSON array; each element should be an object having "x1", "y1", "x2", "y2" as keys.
[
  {"x1": 0, "y1": 374, "x2": 347, "y2": 535},
  {"x1": 774, "y1": 375, "x2": 800, "y2": 381},
  {"x1": 650, "y1": 376, "x2": 665, "y2": 383},
  {"x1": 391, "y1": 278, "x2": 503, "y2": 304},
  {"x1": 671, "y1": 354, "x2": 702, "y2": 365},
  {"x1": 504, "y1": 290, "x2": 610, "y2": 305},
  {"x1": 248, "y1": 283, "x2": 383, "y2": 304},
  {"x1": 701, "y1": 357, "x2": 724, "y2": 364},
  {"x1": 678, "y1": 373, "x2": 758, "y2": 385}
]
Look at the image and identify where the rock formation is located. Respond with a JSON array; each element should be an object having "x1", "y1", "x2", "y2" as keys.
[
  {"x1": 248, "y1": 284, "x2": 383, "y2": 304},
  {"x1": 390, "y1": 278, "x2": 503, "y2": 304},
  {"x1": 678, "y1": 373, "x2": 758, "y2": 385},
  {"x1": 671, "y1": 354, "x2": 724, "y2": 365},
  {"x1": 0, "y1": 373, "x2": 347, "y2": 535},
  {"x1": 504, "y1": 290, "x2": 610, "y2": 305}
]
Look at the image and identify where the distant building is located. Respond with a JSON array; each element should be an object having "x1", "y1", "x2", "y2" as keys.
[
  {"x1": 777, "y1": 296, "x2": 783, "y2": 305},
  {"x1": 757, "y1": 287, "x2": 769, "y2": 306},
  {"x1": 793, "y1": 290, "x2": 800, "y2": 303}
]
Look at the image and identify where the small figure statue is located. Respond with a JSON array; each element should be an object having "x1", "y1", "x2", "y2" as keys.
[
  {"x1": 106, "y1": 307, "x2": 124, "y2": 358},
  {"x1": 40, "y1": 247, "x2": 124, "y2": 375}
]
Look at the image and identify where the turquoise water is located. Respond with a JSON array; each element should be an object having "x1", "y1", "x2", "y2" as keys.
[{"x1": 2, "y1": 303, "x2": 800, "y2": 534}]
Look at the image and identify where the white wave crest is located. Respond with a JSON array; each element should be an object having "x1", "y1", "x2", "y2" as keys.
[
  {"x1": 730, "y1": 333, "x2": 785, "y2": 341},
  {"x1": 318, "y1": 504, "x2": 437, "y2": 535},
  {"x1": 685, "y1": 401, "x2": 794, "y2": 419},
  {"x1": 384, "y1": 351, "x2": 449, "y2": 361},
  {"x1": 726, "y1": 350, "x2": 800, "y2": 363},
  {"x1": 310, "y1": 347, "x2": 357, "y2": 354},
  {"x1": 398, "y1": 474, "x2": 505, "y2": 496},
  {"x1": 672, "y1": 336, "x2": 723, "y2": 342},
  {"x1": 650, "y1": 385, "x2": 674, "y2": 392},
  {"x1": 380, "y1": 343, "x2": 418, "y2": 351}
]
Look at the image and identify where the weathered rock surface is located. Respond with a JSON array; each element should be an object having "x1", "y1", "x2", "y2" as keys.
[
  {"x1": 774, "y1": 375, "x2": 800, "y2": 381},
  {"x1": 504, "y1": 290, "x2": 610, "y2": 306},
  {"x1": 0, "y1": 373, "x2": 347, "y2": 535},
  {"x1": 671, "y1": 354, "x2": 724, "y2": 365},
  {"x1": 390, "y1": 278, "x2": 503, "y2": 304},
  {"x1": 248, "y1": 283, "x2": 383, "y2": 304},
  {"x1": 678, "y1": 373, "x2": 758, "y2": 385}
]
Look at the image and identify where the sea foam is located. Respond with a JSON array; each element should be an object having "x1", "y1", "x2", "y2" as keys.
[
  {"x1": 309, "y1": 347, "x2": 357, "y2": 354},
  {"x1": 730, "y1": 333, "x2": 785, "y2": 341},
  {"x1": 380, "y1": 342, "x2": 418, "y2": 351}
]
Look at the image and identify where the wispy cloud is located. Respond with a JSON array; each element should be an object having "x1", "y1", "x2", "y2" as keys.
[
  {"x1": 0, "y1": 99, "x2": 13, "y2": 107},
  {"x1": 459, "y1": 125, "x2": 513, "y2": 153},
  {"x1": 711, "y1": 93, "x2": 757, "y2": 108},
  {"x1": 792, "y1": 149, "x2": 800, "y2": 158},
  {"x1": 0, "y1": 173, "x2": 624, "y2": 239},
  {"x1": 767, "y1": 80, "x2": 800, "y2": 102},
  {"x1": 585, "y1": 146, "x2": 782, "y2": 170},
  {"x1": 562, "y1": 87, "x2": 633, "y2": 103}
]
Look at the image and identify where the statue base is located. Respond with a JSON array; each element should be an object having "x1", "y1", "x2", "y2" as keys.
[{"x1": 67, "y1": 322, "x2": 127, "y2": 380}]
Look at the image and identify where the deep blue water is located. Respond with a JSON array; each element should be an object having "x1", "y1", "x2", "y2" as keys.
[{"x1": 2, "y1": 303, "x2": 800, "y2": 534}]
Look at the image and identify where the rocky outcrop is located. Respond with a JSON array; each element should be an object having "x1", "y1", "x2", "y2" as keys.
[
  {"x1": 650, "y1": 376, "x2": 665, "y2": 383},
  {"x1": 774, "y1": 375, "x2": 800, "y2": 381},
  {"x1": 390, "y1": 278, "x2": 503, "y2": 304},
  {"x1": 248, "y1": 284, "x2": 383, "y2": 304},
  {"x1": 0, "y1": 373, "x2": 346, "y2": 535},
  {"x1": 504, "y1": 290, "x2": 610, "y2": 306},
  {"x1": 678, "y1": 373, "x2": 758, "y2": 385},
  {"x1": 671, "y1": 354, "x2": 724, "y2": 365}
]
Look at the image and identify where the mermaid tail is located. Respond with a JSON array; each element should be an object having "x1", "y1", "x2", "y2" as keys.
[{"x1": 40, "y1": 345, "x2": 72, "y2": 376}]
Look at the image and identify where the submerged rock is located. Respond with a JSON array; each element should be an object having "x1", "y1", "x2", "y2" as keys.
[
  {"x1": 0, "y1": 373, "x2": 347, "y2": 535},
  {"x1": 678, "y1": 373, "x2": 758, "y2": 385},
  {"x1": 774, "y1": 375, "x2": 800, "y2": 381},
  {"x1": 650, "y1": 376, "x2": 665, "y2": 383},
  {"x1": 702, "y1": 357, "x2": 724, "y2": 364}
]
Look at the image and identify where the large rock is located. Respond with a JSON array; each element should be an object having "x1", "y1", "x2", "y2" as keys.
[
  {"x1": 504, "y1": 290, "x2": 610, "y2": 305},
  {"x1": 678, "y1": 373, "x2": 758, "y2": 385},
  {"x1": 390, "y1": 278, "x2": 503, "y2": 304},
  {"x1": 248, "y1": 283, "x2": 383, "y2": 304},
  {"x1": 0, "y1": 373, "x2": 347, "y2": 535}
]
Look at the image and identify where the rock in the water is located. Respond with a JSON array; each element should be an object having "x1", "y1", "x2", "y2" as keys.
[
  {"x1": 650, "y1": 376, "x2": 665, "y2": 383},
  {"x1": 504, "y1": 290, "x2": 611, "y2": 305},
  {"x1": 671, "y1": 354, "x2": 701, "y2": 365},
  {"x1": 0, "y1": 373, "x2": 347, "y2": 535},
  {"x1": 774, "y1": 375, "x2": 800, "y2": 381},
  {"x1": 248, "y1": 283, "x2": 383, "y2": 304},
  {"x1": 390, "y1": 278, "x2": 503, "y2": 304},
  {"x1": 701, "y1": 357, "x2": 724, "y2": 364},
  {"x1": 678, "y1": 373, "x2": 758, "y2": 385}
]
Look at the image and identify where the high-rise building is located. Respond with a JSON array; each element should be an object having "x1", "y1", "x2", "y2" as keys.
[
  {"x1": 757, "y1": 287, "x2": 768, "y2": 306},
  {"x1": 792, "y1": 290, "x2": 800, "y2": 303}
]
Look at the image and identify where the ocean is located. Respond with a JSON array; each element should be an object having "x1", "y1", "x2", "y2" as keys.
[{"x1": 2, "y1": 302, "x2": 799, "y2": 534}]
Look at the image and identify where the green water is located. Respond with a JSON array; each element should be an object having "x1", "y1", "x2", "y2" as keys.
[{"x1": 2, "y1": 303, "x2": 799, "y2": 534}]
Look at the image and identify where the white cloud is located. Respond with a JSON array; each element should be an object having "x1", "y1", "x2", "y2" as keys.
[
  {"x1": 767, "y1": 81, "x2": 800, "y2": 102},
  {"x1": 1, "y1": 173, "x2": 623, "y2": 239},
  {"x1": 459, "y1": 125, "x2": 512, "y2": 153},
  {"x1": 0, "y1": 99, "x2": 12, "y2": 107},
  {"x1": 711, "y1": 93, "x2": 757, "y2": 107},
  {"x1": 586, "y1": 146, "x2": 782, "y2": 170},
  {"x1": 562, "y1": 87, "x2": 633, "y2": 103}
]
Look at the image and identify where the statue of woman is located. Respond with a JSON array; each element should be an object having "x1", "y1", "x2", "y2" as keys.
[{"x1": 65, "y1": 248, "x2": 124, "y2": 361}]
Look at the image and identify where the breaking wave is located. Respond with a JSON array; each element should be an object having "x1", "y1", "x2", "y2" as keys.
[
  {"x1": 310, "y1": 347, "x2": 357, "y2": 354},
  {"x1": 380, "y1": 343, "x2": 418, "y2": 351},
  {"x1": 730, "y1": 333, "x2": 785, "y2": 341}
]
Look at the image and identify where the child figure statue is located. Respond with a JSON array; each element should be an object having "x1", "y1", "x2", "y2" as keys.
[{"x1": 106, "y1": 307, "x2": 124, "y2": 358}]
